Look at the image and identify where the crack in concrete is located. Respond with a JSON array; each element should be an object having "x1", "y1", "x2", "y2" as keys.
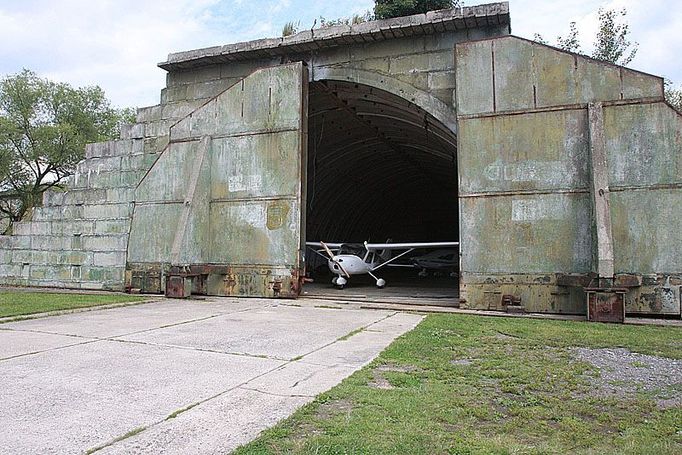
[
  {"x1": 238, "y1": 385, "x2": 314, "y2": 399},
  {"x1": 85, "y1": 312, "x2": 399, "y2": 453}
]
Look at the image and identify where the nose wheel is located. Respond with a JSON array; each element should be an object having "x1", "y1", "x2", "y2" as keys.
[
  {"x1": 332, "y1": 276, "x2": 347, "y2": 289},
  {"x1": 368, "y1": 271, "x2": 386, "y2": 289}
]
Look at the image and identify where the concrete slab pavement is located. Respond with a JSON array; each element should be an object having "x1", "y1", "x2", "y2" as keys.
[{"x1": 0, "y1": 298, "x2": 423, "y2": 454}]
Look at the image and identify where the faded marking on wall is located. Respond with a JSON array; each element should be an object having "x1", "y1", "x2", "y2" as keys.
[
  {"x1": 484, "y1": 159, "x2": 568, "y2": 183},
  {"x1": 511, "y1": 198, "x2": 568, "y2": 221},
  {"x1": 228, "y1": 174, "x2": 263, "y2": 192}
]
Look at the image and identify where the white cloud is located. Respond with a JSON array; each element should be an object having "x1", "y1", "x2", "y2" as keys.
[
  {"x1": 511, "y1": 0, "x2": 682, "y2": 84},
  {"x1": 1, "y1": 0, "x2": 679, "y2": 109}
]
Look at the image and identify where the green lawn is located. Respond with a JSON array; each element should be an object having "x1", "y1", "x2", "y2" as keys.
[
  {"x1": 0, "y1": 291, "x2": 147, "y2": 318},
  {"x1": 236, "y1": 314, "x2": 682, "y2": 454}
]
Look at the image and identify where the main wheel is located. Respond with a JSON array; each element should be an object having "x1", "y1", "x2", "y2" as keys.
[{"x1": 376, "y1": 278, "x2": 386, "y2": 289}]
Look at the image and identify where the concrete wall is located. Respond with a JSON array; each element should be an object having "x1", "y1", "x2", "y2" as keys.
[
  {"x1": 0, "y1": 135, "x2": 154, "y2": 290},
  {"x1": 456, "y1": 35, "x2": 681, "y2": 315}
]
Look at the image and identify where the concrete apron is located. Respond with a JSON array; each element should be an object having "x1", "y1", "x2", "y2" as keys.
[{"x1": 0, "y1": 298, "x2": 422, "y2": 454}]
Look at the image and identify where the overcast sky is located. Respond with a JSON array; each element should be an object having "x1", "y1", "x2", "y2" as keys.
[{"x1": 0, "y1": 0, "x2": 679, "y2": 109}]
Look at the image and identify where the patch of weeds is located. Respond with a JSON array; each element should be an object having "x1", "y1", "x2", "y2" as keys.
[
  {"x1": 85, "y1": 426, "x2": 146, "y2": 454},
  {"x1": 337, "y1": 327, "x2": 363, "y2": 341},
  {"x1": 166, "y1": 402, "x2": 200, "y2": 420}
]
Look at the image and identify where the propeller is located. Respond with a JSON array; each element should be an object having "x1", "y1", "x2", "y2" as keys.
[{"x1": 320, "y1": 241, "x2": 350, "y2": 278}]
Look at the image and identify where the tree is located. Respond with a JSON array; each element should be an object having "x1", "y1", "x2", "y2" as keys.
[
  {"x1": 374, "y1": 0, "x2": 458, "y2": 20},
  {"x1": 664, "y1": 79, "x2": 682, "y2": 113},
  {"x1": 534, "y1": 8, "x2": 638, "y2": 65},
  {"x1": 592, "y1": 8, "x2": 638, "y2": 66},
  {"x1": 0, "y1": 69, "x2": 134, "y2": 232}
]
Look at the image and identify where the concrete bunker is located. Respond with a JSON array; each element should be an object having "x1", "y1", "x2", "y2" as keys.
[{"x1": 0, "y1": 2, "x2": 680, "y2": 318}]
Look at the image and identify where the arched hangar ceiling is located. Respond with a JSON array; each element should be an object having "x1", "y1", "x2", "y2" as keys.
[{"x1": 307, "y1": 80, "x2": 459, "y2": 242}]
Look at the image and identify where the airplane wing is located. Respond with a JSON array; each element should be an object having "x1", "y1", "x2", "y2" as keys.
[
  {"x1": 364, "y1": 241, "x2": 458, "y2": 250},
  {"x1": 305, "y1": 241, "x2": 343, "y2": 250}
]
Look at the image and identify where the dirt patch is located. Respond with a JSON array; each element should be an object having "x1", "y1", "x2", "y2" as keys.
[
  {"x1": 571, "y1": 347, "x2": 682, "y2": 409},
  {"x1": 367, "y1": 363, "x2": 418, "y2": 389},
  {"x1": 374, "y1": 363, "x2": 417, "y2": 373},
  {"x1": 450, "y1": 358, "x2": 474, "y2": 366},
  {"x1": 315, "y1": 399, "x2": 354, "y2": 420}
]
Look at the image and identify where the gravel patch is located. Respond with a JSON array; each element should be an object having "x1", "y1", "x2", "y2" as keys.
[{"x1": 572, "y1": 347, "x2": 682, "y2": 409}]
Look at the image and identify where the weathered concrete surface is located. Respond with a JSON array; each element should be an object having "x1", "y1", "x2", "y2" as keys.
[
  {"x1": 128, "y1": 63, "x2": 308, "y2": 297},
  {"x1": 456, "y1": 35, "x2": 681, "y2": 316},
  {"x1": 0, "y1": 298, "x2": 422, "y2": 454}
]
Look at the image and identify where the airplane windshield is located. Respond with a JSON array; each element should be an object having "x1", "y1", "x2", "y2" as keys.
[{"x1": 339, "y1": 243, "x2": 365, "y2": 256}]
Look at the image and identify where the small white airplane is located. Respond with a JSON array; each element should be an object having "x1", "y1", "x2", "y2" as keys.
[{"x1": 306, "y1": 241, "x2": 459, "y2": 289}]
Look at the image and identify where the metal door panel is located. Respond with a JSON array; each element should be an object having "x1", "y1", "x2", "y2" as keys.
[{"x1": 128, "y1": 62, "x2": 308, "y2": 297}]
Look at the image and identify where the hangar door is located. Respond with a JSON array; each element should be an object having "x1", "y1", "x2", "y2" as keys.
[{"x1": 127, "y1": 62, "x2": 308, "y2": 298}]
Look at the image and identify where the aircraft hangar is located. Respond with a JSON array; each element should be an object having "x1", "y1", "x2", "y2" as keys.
[{"x1": 0, "y1": 2, "x2": 680, "y2": 318}]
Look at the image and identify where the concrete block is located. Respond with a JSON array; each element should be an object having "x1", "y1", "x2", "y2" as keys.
[
  {"x1": 31, "y1": 207, "x2": 57, "y2": 222},
  {"x1": 88, "y1": 171, "x2": 122, "y2": 189},
  {"x1": 354, "y1": 35, "x2": 426, "y2": 60},
  {"x1": 82, "y1": 266, "x2": 125, "y2": 283},
  {"x1": 11, "y1": 250, "x2": 32, "y2": 264},
  {"x1": 94, "y1": 219, "x2": 131, "y2": 235},
  {"x1": 42, "y1": 190, "x2": 65, "y2": 206},
  {"x1": 119, "y1": 171, "x2": 146, "y2": 188},
  {"x1": 30, "y1": 222, "x2": 51, "y2": 236},
  {"x1": 0, "y1": 235, "x2": 31, "y2": 249},
  {"x1": 132, "y1": 138, "x2": 144, "y2": 155},
  {"x1": 144, "y1": 119, "x2": 174, "y2": 138},
  {"x1": 390, "y1": 51, "x2": 453, "y2": 74},
  {"x1": 12, "y1": 223, "x2": 31, "y2": 236},
  {"x1": 93, "y1": 251, "x2": 127, "y2": 267},
  {"x1": 185, "y1": 79, "x2": 235, "y2": 101},
  {"x1": 29, "y1": 264, "x2": 72, "y2": 281},
  {"x1": 59, "y1": 220, "x2": 96, "y2": 236},
  {"x1": 424, "y1": 29, "x2": 468, "y2": 52},
  {"x1": 0, "y1": 264, "x2": 23, "y2": 277},
  {"x1": 160, "y1": 85, "x2": 188, "y2": 104},
  {"x1": 31, "y1": 235, "x2": 72, "y2": 251},
  {"x1": 83, "y1": 203, "x2": 133, "y2": 220},
  {"x1": 428, "y1": 71, "x2": 456, "y2": 90},
  {"x1": 105, "y1": 188, "x2": 135, "y2": 204},
  {"x1": 357, "y1": 57, "x2": 390, "y2": 73},
  {"x1": 120, "y1": 154, "x2": 146, "y2": 171},
  {"x1": 167, "y1": 65, "x2": 221, "y2": 87},
  {"x1": 81, "y1": 234, "x2": 129, "y2": 252},
  {"x1": 143, "y1": 136, "x2": 169, "y2": 155},
  {"x1": 120, "y1": 123, "x2": 145, "y2": 139},
  {"x1": 136, "y1": 105, "x2": 163, "y2": 123},
  {"x1": 77, "y1": 156, "x2": 122, "y2": 174},
  {"x1": 75, "y1": 189, "x2": 109, "y2": 205},
  {"x1": 30, "y1": 251, "x2": 90, "y2": 266},
  {"x1": 162, "y1": 100, "x2": 208, "y2": 121},
  {"x1": 0, "y1": 250, "x2": 13, "y2": 263}
]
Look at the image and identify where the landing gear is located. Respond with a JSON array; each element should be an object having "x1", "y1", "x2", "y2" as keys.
[
  {"x1": 332, "y1": 276, "x2": 347, "y2": 289},
  {"x1": 368, "y1": 271, "x2": 386, "y2": 289}
]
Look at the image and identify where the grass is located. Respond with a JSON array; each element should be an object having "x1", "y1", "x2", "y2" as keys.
[
  {"x1": 0, "y1": 291, "x2": 146, "y2": 318},
  {"x1": 235, "y1": 314, "x2": 682, "y2": 454}
]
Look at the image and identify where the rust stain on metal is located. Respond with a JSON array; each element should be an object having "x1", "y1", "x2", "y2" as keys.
[{"x1": 266, "y1": 201, "x2": 290, "y2": 230}]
